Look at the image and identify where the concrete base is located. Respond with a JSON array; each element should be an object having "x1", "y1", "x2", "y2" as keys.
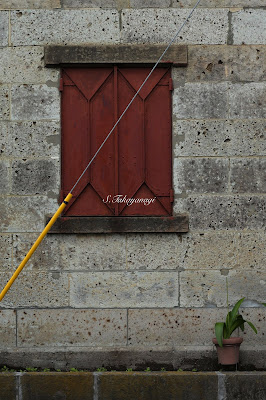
[
  {"x1": 0, "y1": 371, "x2": 265, "y2": 400},
  {"x1": 0, "y1": 348, "x2": 265, "y2": 372}
]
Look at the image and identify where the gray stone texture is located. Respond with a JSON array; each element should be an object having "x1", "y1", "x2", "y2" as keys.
[
  {"x1": 12, "y1": 233, "x2": 60, "y2": 272},
  {"x1": 61, "y1": 0, "x2": 117, "y2": 7},
  {"x1": 0, "y1": 234, "x2": 12, "y2": 271},
  {"x1": 17, "y1": 309, "x2": 127, "y2": 347},
  {"x1": 173, "y1": 83, "x2": 228, "y2": 119},
  {"x1": 0, "y1": 11, "x2": 8, "y2": 46},
  {"x1": 173, "y1": 158, "x2": 229, "y2": 194},
  {"x1": 230, "y1": 158, "x2": 266, "y2": 193},
  {"x1": 180, "y1": 269, "x2": 265, "y2": 307},
  {"x1": 0, "y1": 86, "x2": 10, "y2": 120},
  {"x1": 172, "y1": 0, "x2": 266, "y2": 5},
  {"x1": 126, "y1": 233, "x2": 186, "y2": 270},
  {"x1": 11, "y1": 159, "x2": 59, "y2": 195},
  {"x1": 173, "y1": 120, "x2": 266, "y2": 157},
  {"x1": 0, "y1": 160, "x2": 10, "y2": 195},
  {"x1": 0, "y1": 0, "x2": 61, "y2": 8},
  {"x1": 121, "y1": 9, "x2": 228, "y2": 45},
  {"x1": 229, "y1": 83, "x2": 266, "y2": 119},
  {"x1": 0, "y1": 47, "x2": 59, "y2": 84},
  {"x1": 3, "y1": 121, "x2": 60, "y2": 158},
  {"x1": 59, "y1": 234, "x2": 127, "y2": 271},
  {"x1": 0, "y1": 196, "x2": 58, "y2": 232},
  {"x1": 70, "y1": 272, "x2": 179, "y2": 308},
  {"x1": 130, "y1": 0, "x2": 171, "y2": 7},
  {"x1": 128, "y1": 308, "x2": 265, "y2": 347},
  {"x1": 174, "y1": 195, "x2": 266, "y2": 230},
  {"x1": 172, "y1": 45, "x2": 266, "y2": 83},
  {"x1": 11, "y1": 85, "x2": 60, "y2": 121},
  {"x1": 232, "y1": 9, "x2": 266, "y2": 45},
  {"x1": 10, "y1": 9, "x2": 120, "y2": 46},
  {"x1": 0, "y1": 271, "x2": 69, "y2": 308},
  {"x1": 0, "y1": 310, "x2": 16, "y2": 348}
]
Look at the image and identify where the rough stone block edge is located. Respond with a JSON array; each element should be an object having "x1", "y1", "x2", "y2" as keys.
[{"x1": 44, "y1": 44, "x2": 188, "y2": 66}]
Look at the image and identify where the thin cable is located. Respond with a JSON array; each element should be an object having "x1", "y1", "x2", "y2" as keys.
[{"x1": 70, "y1": 0, "x2": 202, "y2": 194}]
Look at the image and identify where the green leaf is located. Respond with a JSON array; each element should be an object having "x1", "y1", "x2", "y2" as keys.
[
  {"x1": 228, "y1": 315, "x2": 246, "y2": 336},
  {"x1": 231, "y1": 298, "x2": 245, "y2": 322},
  {"x1": 246, "y1": 320, "x2": 257, "y2": 334},
  {"x1": 215, "y1": 322, "x2": 224, "y2": 347},
  {"x1": 261, "y1": 303, "x2": 266, "y2": 307}
]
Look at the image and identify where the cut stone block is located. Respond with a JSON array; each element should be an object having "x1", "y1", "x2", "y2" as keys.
[
  {"x1": 0, "y1": 11, "x2": 8, "y2": 46},
  {"x1": 0, "y1": 310, "x2": 16, "y2": 348},
  {"x1": 0, "y1": 0, "x2": 61, "y2": 8},
  {"x1": 232, "y1": 9, "x2": 266, "y2": 45},
  {"x1": 0, "y1": 160, "x2": 10, "y2": 195},
  {"x1": 0, "y1": 47, "x2": 59, "y2": 84},
  {"x1": 17, "y1": 309, "x2": 127, "y2": 347},
  {"x1": 61, "y1": 0, "x2": 117, "y2": 7},
  {"x1": 11, "y1": 9, "x2": 120, "y2": 45},
  {"x1": 126, "y1": 233, "x2": 186, "y2": 270},
  {"x1": 173, "y1": 119, "x2": 266, "y2": 157},
  {"x1": 229, "y1": 83, "x2": 266, "y2": 119},
  {"x1": 173, "y1": 158, "x2": 229, "y2": 194},
  {"x1": 173, "y1": 82, "x2": 228, "y2": 119},
  {"x1": 230, "y1": 158, "x2": 266, "y2": 193},
  {"x1": 70, "y1": 272, "x2": 179, "y2": 308},
  {"x1": 121, "y1": 9, "x2": 228, "y2": 44},
  {"x1": 180, "y1": 269, "x2": 266, "y2": 307},
  {"x1": 0, "y1": 86, "x2": 10, "y2": 120},
  {"x1": 59, "y1": 234, "x2": 127, "y2": 271},
  {"x1": 11, "y1": 85, "x2": 60, "y2": 121},
  {"x1": 11, "y1": 159, "x2": 59, "y2": 195},
  {"x1": 0, "y1": 271, "x2": 69, "y2": 308},
  {"x1": 0, "y1": 234, "x2": 12, "y2": 271}
]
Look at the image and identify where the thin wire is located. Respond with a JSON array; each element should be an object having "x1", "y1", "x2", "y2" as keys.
[{"x1": 70, "y1": 0, "x2": 202, "y2": 194}]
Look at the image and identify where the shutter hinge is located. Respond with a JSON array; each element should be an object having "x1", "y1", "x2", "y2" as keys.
[
  {"x1": 169, "y1": 78, "x2": 174, "y2": 91},
  {"x1": 59, "y1": 78, "x2": 64, "y2": 92},
  {"x1": 170, "y1": 188, "x2": 174, "y2": 202}
]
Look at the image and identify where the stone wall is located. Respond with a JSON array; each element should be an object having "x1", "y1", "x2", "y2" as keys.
[{"x1": 0, "y1": 0, "x2": 265, "y2": 369}]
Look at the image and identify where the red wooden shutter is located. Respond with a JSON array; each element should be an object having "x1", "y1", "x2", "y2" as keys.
[{"x1": 61, "y1": 66, "x2": 172, "y2": 216}]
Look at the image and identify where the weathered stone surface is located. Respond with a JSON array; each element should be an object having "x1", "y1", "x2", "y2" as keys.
[
  {"x1": 0, "y1": 11, "x2": 8, "y2": 46},
  {"x1": 61, "y1": 0, "x2": 117, "y2": 7},
  {"x1": 172, "y1": 45, "x2": 266, "y2": 83},
  {"x1": 180, "y1": 269, "x2": 265, "y2": 307},
  {"x1": 0, "y1": 310, "x2": 16, "y2": 348},
  {"x1": 70, "y1": 272, "x2": 179, "y2": 308},
  {"x1": 0, "y1": 374, "x2": 16, "y2": 400},
  {"x1": 0, "y1": 0, "x2": 61, "y2": 8},
  {"x1": 182, "y1": 231, "x2": 237, "y2": 270},
  {"x1": 11, "y1": 159, "x2": 59, "y2": 195},
  {"x1": 0, "y1": 196, "x2": 58, "y2": 232},
  {"x1": 59, "y1": 234, "x2": 127, "y2": 270},
  {"x1": 173, "y1": 0, "x2": 266, "y2": 5},
  {"x1": 240, "y1": 309, "x2": 266, "y2": 347},
  {"x1": 0, "y1": 47, "x2": 59, "y2": 84},
  {"x1": 0, "y1": 86, "x2": 10, "y2": 120},
  {"x1": 21, "y1": 373, "x2": 94, "y2": 400},
  {"x1": 0, "y1": 234, "x2": 12, "y2": 271},
  {"x1": 11, "y1": 10, "x2": 120, "y2": 46},
  {"x1": 17, "y1": 309, "x2": 127, "y2": 347},
  {"x1": 225, "y1": 372, "x2": 266, "y2": 400},
  {"x1": 173, "y1": 158, "x2": 229, "y2": 194},
  {"x1": 236, "y1": 231, "x2": 266, "y2": 270},
  {"x1": 130, "y1": 0, "x2": 171, "y2": 7},
  {"x1": 0, "y1": 271, "x2": 69, "y2": 308},
  {"x1": 174, "y1": 195, "x2": 266, "y2": 230},
  {"x1": 11, "y1": 85, "x2": 60, "y2": 121},
  {"x1": 126, "y1": 233, "x2": 186, "y2": 270},
  {"x1": 5, "y1": 121, "x2": 60, "y2": 158},
  {"x1": 44, "y1": 44, "x2": 187, "y2": 66},
  {"x1": 98, "y1": 372, "x2": 218, "y2": 400},
  {"x1": 121, "y1": 9, "x2": 228, "y2": 44},
  {"x1": 173, "y1": 120, "x2": 266, "y2": 157},
  {"x1": 0, "y1": 160, "x2": 10, "y2": 195},
  {"x1": 230, "y1": 158, "x2": 266, "y2": 193},
  {"x1": 128, "y1": 308, "x2": 226, "y2": 347},
  {"x1": 173, "y1": 83, "x2": 228, "y2": 119},
  {"x1": 229, "y1": 83, "x2": 266, "y2": 119},
  {"x1": 12, "y1": 233, "x2": 60, "y2": 272},
  {"x1": 232, "y1": 9, "x2": 266, "y2": 45}
]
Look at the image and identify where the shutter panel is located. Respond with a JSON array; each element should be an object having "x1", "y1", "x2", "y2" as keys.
[{"x1": 61, "y1": 67, "x2": 172, "y2": 216}]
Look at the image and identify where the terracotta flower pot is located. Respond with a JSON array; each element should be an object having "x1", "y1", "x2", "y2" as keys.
[{"x1": 212, "y1": 337, "x2": 243, "y2": 365}]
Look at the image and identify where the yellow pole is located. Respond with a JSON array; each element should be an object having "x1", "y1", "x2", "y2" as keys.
[{"x1": 0, "y1": 193, "x2": 73, "y2": 302}]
